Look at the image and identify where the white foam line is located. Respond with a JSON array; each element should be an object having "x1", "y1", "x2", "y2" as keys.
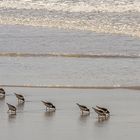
[
  {"x1": 1, "y1": 84, "x2": 140, "y2": 90},
  {"x1": 0, "y1": 1, "x2": 140, "y2": 12},
  {"x1": 0, "y1": 16, "x2": 140, "y2": 37}
]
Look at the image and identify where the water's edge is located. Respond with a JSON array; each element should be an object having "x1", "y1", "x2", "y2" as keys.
[{"x1": 1, "y1": 84, "x2": 140, "y2": 90}]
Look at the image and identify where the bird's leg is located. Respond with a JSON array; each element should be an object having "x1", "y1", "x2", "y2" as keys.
[
  {"x1": 105, "y1": 115, "x2": 107, "y2": 120},
  {"x1": 103, "y1": 115, "x2": 106, "y2": 121},
  {"x1": 101, "y1": 115, "x2": 103, "y2": 119},
  {"x1": 98, "y1": 116, "x2": 101, "y2": 122}
]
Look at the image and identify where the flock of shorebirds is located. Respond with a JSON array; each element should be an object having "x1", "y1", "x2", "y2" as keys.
[{"x1": 0, "y1": 88, "x2": 110, "y2": 121}]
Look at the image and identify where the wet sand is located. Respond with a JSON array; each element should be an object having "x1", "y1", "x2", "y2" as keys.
[{"x1": 0, "y1": 87, "x2": 140, "y2": 140}]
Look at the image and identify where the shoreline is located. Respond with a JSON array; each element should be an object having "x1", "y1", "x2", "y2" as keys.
[{"x1": 1, "y1": 84, "x2": 140, "y2": 90}]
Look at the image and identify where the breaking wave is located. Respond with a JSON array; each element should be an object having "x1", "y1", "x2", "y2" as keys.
[
  {"x1": 0, "y1": 16, "x2": 140, "y2": 37},
  {"x1": 0, "y1": 0, "x2": 140, "y2": 37},
  {"x1": 0, "y1": 0, "x2": 140, "y2": 13}
]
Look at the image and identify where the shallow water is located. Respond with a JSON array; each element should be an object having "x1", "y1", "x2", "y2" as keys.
[
  {"x1": 0, "y1": 25, "x2": 140, "y2": 88},
  {"x1": 0, "y1": 56, "x2": 140, "y2": 87},
  {"x1": 1, "y1": 88, "x2": 140, "y2": 140}
]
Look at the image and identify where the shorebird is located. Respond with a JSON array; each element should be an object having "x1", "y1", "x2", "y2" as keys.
[
  {"x1": 96, "y1": 105, "x2": 110, "y2": 116},
  {"x1": 7, "y1": 103, "x2": 16, "y2": 114},
  {"x1": 42, "y1": 101, "x2": 56, "y2": 111},
  {"x1": 14, "y1": 93, "x2": 25, "y2": 103},
  {"x1": 0, "y1": 88, "x2": 5, "y2": 97},
  {"x1": 92, "y1": 107, "x2": 106, "y2": 118},
  {"x1": 76, "y1": 103, "x2": 90, "y2": 114}
]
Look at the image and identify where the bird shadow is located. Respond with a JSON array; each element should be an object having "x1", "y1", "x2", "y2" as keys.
[{"x1": 16, "y1": 102, "x2": 25, "y2": 110}]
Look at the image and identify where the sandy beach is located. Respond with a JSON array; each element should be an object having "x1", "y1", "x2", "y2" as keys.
[{"x1": 0, "y1": 87, "x2": 140, "y2": 140}]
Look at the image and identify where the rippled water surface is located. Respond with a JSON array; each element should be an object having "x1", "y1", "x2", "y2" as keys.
[
  {"x1": 0, "y1": 0, "x2": 140, "y2": 37},
  {"x1": 0, "y1": 1, "x2": 140, "y2": 139},
  {"x1": 0, "y1": 25, "x2": 140, "y2": 88}
]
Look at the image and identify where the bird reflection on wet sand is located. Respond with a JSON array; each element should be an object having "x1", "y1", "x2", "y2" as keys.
[
  {"x1": 78, "y1": 113, "x2": 90, "y2": 124},
  {"x1": 94, "y1": 118, "x2": 110, "y2": 128},
  {"x1": 43, "y1": 111, "x2": 55, "y2": 121},
  {"x1": 98, "y1": 116, "x2": 110, "y2": 122},
  {"x1": 16, "y1": 102, "x2": 25, "y2": 111},
  {"x1": 8, "y1": 114, "x2": 16, "y2": 123},
  {"x1": 44, "y1": 111, "x2": 55, "y2": 117}
]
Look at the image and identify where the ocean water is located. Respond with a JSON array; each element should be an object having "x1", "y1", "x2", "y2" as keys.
[
  {"x1": 0, "y1": 0, "x2": 140, "y2": 37},
  {"x1": 0, "y1": 0, "x2": 140, "y2": 88},
  {"x1": 1, "y1": 1, "x2": 140, "y2": 140}
]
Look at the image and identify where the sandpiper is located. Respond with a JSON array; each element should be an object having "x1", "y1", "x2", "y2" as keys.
[
  {"x1": 96, "y1": 105, "x2": 110, "y2": 116},
  {"x1": 0, "y1": 88, "x2": 5, "y2": 97},
  {"x1": 92, "y1": 107, "x2": 106, "y2": 118},
  {"x1": 76, "y1": 103, "x2": 90, "y2": 114},
  {"x1": 14, "y1": 93, "x2": 25, "y2": 103},
  {"x1": 42, "y1": 101, "x2": 56, "y2": 111},
  {"x1": 7, "y1": 103, "x2": 16, "y2": 114}
]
